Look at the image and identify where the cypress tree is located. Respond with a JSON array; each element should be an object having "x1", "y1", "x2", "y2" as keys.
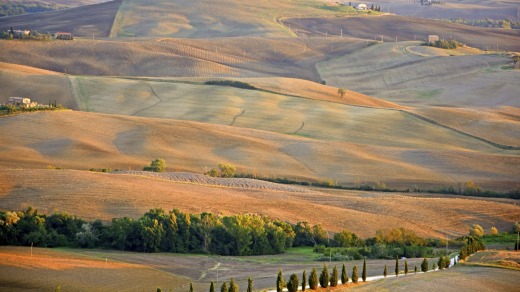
[
  {"x1": 319, "y1": 264, "x2": 329, "y2": 288},
  {"x1": 190, "y1": 282, "x2": 193, "y2": 292},
  {"x1": 220, "y1": 282, "x2": 227, "y2": 292},
  {"x1": 330, "y1": 266, "x2": 338, "y2": 287},
  {"x1": 276, "y1": 270, "x2": 285, "y2": 292},
  {"x1": 157, "y1": 288, "x2": 161, "y2": 292},
  {"x1": 362, "y1": 257, "x2": 367, "y2": 282},
  {"x1": 302, "y1": 270, "x2": 307, "y2": 291},
  {"x1": 395, "y1": 256, "x2": 399, "y2": 277},
  {"x1": 421, "y1": 258, "x2": 429, "y2": 272},
  {"x1": 309, "y1": 267, "x2": 318, "y2": 290},
  {"x1": 414, "y1": 265, "x2": 417, "y2": 274},
  {"x1": 228, "y1": 278, "x2": 239, "y2": 292},
  {"x1": 341, "y1": 263, "x2": 348, "y2": 284},
  {"x1": 247, "y1": 277, "x2": 253, "y2": 292},
  {"x1": 287, "y1": 274, "x2": 299, "y2": 292},
  {"x1": 383, "y1": 264, "x2": 387, "y2": 277},
  {"x1": 404, "y1": 260, "x2": 408, "y2": 275},
  {"x1": 210, "y1": 282, "x2": 215, "y2": 292},
  {"x1": 352, "y1": 265, "x2": 358, "y2": 283}
]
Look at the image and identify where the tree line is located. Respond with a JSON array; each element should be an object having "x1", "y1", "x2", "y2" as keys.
[
  {"x1": 0, "y1": 207, "x2": 496, "y2": 258},
  {"x1": 0, "y1": 2, "x2": 67, "y2": 17}
]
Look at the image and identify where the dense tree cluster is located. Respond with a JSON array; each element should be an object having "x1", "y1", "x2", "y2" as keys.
[
  {"x1": 0, "y1": 208, "x2": 296, "y2": 255},
  {"x1": 459, "y1": 236, "x2": 485, "y2": 261}
]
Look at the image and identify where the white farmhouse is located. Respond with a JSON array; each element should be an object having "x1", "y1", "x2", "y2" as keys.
[{"x1": 357, "y1": 3, "x2": 367, "y2": 10}]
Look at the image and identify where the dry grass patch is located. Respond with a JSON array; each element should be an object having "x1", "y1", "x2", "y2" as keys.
[
  {"x1": 0, "y1": 168, "x2": 519, "y2": 238},
  {"x1": 413, "y1": 106, "x2": 520, "y2": 147},
  {"x1": 317, "y1": 41, "x2": 520, "y2": 108},
  {"x1": 0, "y1": 246, "x2": 190, "y2": 291}
]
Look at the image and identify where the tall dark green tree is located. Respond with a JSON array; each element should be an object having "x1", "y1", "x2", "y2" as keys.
[
  {"x1": 421, "y1": 258, "x2": 429, "y2": 272},
  {"x1": 414, "y1": 265, "x2": 417, "y2": 274},
  {"x1": 220, "y1": 282, "x2": 227, "y2": 292},
  {"x1": 383, "y1": 264, "x2": 388, "y2": 277},
  {"x1": 228, "y1": 278, "x2": 239, "y2": 292},
  {"x1": 341, "y1": 263, "x2": 348, "y2": 284},
  {"x1": 309, "y1": 268, "x2": 318, "y2": 290},
  {"x1": 395, "y1": 256, "x2": 399, "y2": 277},
  {"x1": 319, "y1": 264, "x2": 329, "y2": 288},
  {"x1": 302, "y1": 270, "x2": 307, "y2": 291},
  {"x1": 209, "y1": 281, "x2": 215, "y2": 292},
  {"x1": 276, "y1": 270, "x2": 285, "y2": 292},
  {"x1": 362, "y1": 257, "x2": 367, "y2": 282},
  {"x1": 330, "y1": 266, "x2": 338, "y2": 287},
  {"x1": 247, "y1": 277, "x2": 253, "y2": 292},
  {"x1": 352, "y1": 265, "x2": 358, "y2": 283},
  {"x1": 287, "y1": 274, "x2": 299, "y2": 292},
  {"x1": 190, "y1": 282, "x2": 194, "y2": 292},
  {"x1": 404, "y1": 260, "x2": 408, "y2": 275}
]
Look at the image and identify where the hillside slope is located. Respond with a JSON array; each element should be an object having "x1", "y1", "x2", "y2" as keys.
[{"x1": 0, "y1": 111, "x2": 519, "y2": 190}]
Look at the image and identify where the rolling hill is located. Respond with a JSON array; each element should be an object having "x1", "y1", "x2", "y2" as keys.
[{"x1": 0, "y1": 0, "x2": 121, "y2": 37}]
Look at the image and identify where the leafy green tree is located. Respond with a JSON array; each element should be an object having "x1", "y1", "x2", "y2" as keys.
[
  {"x1": 247, "y1": 277, "x2": 253, "y2": 292},
  {"x1": 395, "y1": 256, "x2": 399, "y2": 276},
  {"x1": 352, "y1": 265, "x2": 358, "y2": 283},
  {"x1": 319, "y1": 264, "x2": 329, "y2": 288},
  {"x1": 210, "y1": 281, "x2": 215, "y2": 292},
  {"x1": 362, "y1": 257, "x2": 367, "y2": 282},
  {"x1": 383, "y1": 264, "x2": 387, "y2": 277},
  {"x1": 334, "y1": 229, "x2": 363, "y2": 247},
  {"x1": 330, "y1": 266, "x2": 338, "y2": 287},
  {"x1": 143, "y1": 158, "x2": 166, "y2": 172},
  {"x1": 276, "y1": 270, "x2": 285, "y2": 292},
  {"x1": 309, "y1": 267, "x2": 318, "y2": 290},
  {"x1": 302, "y1": 270, "x2": 307, "y2": 291},
  {"x1": 220, "y1": 282, "x2": 227, "y2": 292},
  {"x1": 287, "y1": 274, "x2": 299, "y2": 292},
  {"x1": 404, "y1": 260, "x2": 408, "y2": 275},
  {"x1": 228, "y1": 278, "x2": 239, "y2": 292},
  {"x1": 421, "y1": 258, "x2": 429, "y2": 272},
  {"x1": 341, "y1": 263, "x2": 348, "y2": 284}
]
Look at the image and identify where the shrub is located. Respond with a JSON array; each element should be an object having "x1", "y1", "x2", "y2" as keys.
[
  {"x1": 330, "y1": 266, "x2": 338, "y2": 287},
  {"x1": 143, "y1": 158, "x2": 166, "y2": 172},
  {"x1": 470, "y1": 224, "x2": 484, "y2": 237},
  {"x1": 228, "y1": 278, "x2": 239, "y2": 292},
  {"x1": 489, "y1": 226, "x2": 498, "y2": 235},
  {"x1": 351, "y1": 265, "x2": 358, "y2": 283},
  {"x1": 204, "y1": 80, "x2": 256, "y2": 90},
  {"x1": 219, "y1": 163, "x2": 236, "y2": 178},
  {"x1": 276, "y1": 270, "x2": 285, "y2": 292},
  {"x1": 309, "y1": 268, "x2": 318, "y2": 289},
  {"x1": 220, "y1": 282, "x2": 227, "y2": 292},
  {"x1": 341, "y1": 264, "x2": 348, "y2": 284},
  {"x1": 302, "y1": 270, "x2": 306, "y2": 291},
  {"x1": 362, "y1": 257, "x2": 367, "y2": 282},
  {"x1": 287, "y1": 274, "x2": 299, "y2": 292},
  {"x1": 421, "y1": 258, "x2": 428, "y2": 272},
  {"x1": 319, "y1": 264, "x2": 329, "y2": 288}
]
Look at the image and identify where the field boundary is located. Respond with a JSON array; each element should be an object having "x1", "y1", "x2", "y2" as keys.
[{"x1": 108, "y1": 0, "x2": 125, "y2": 38}]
